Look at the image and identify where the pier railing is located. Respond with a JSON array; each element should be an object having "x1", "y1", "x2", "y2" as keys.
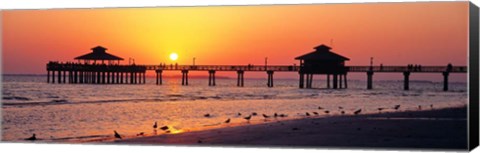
[
  {"x1": 47, "y1": 62, "x2": 467, "y2": 73},
  {"x1": 143, "y1": 64, "x2": 467, "y2": 73},
  {"x1": 47, "y1": 62, "x2": 146, "y2": 72}
]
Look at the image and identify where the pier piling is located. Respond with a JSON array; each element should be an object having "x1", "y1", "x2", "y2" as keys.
[
  {"x1": 443, "y1": 72, "x2": 449, "y2": 91},
  {"x1": 367, "y1": 71, "x2": 374, "y2": 90},
  {"x1": 403, "y1": 71, "x2": 410, "y2": 90}
]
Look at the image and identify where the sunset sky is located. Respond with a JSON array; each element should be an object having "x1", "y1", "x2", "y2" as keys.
[{"x1": 1, "y1": 2, "x2": 469, "y2": 80}]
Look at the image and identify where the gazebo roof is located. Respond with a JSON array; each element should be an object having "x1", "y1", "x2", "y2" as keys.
[
  {"x1": 74, "y1": 46, "x2": 124, "y2": 60},
  {"x1": 295, "y1": 44, "x2": 349, "y2": 61}
]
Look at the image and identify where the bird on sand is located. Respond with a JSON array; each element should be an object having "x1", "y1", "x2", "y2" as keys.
[
  {"x1": 312, "y1": 112, "x2": 319, "y2": 115},
  {"x1": 136, "y1": 132, "x2": 145, "y2": 136},
  {"x1": 114, "y1": 131, "x2": 122, "y2": 139},
  {"x1": 318, "y1": 106, "x2": 324, "y2": 110},
  {"x1": 252, "y1": 112, "x2": 258, "y2": 116},
  {"x1": 224, "y1": 118, "x2": 231, "y2": 123},
  {"x1": 274, "y1": 113, "x2": 278, "y2": 118},
  {"x1": 204, "y1": 114, "x2": 211, "y2": 117},
  {"x1": 338, "y1": 106, "x2": 344, "y2": 109},
  {"x1": 237, "y1": 112, "x2": 242, "y2": 116},
  {"x1": 418, "y1": 105, "x2": 422, "y2": 110},
  {"x1": 305, "y1": 112, "x2": 311, "y2": 116},
  {"x1": 430, "y1": 104, "x2": 434, "y2": 109},
  {"x1": 354, "y1": 109, "x2": 362, "y2": 115},
  {"x1": 279, "y1": 114, "x2": 287, "y2": 117},
  {"x1": 153, "y1": 121, "x2": 158, "y2": 129},
  {"x1": 394, "y1": 105, "x2": 401, "y2": 110},
  {"x1": 324, "y1": 110, "x2": 330, "y2": 114},
  {"x1": 25, "y1": 134, "x2": 36, "y2": 141},
  {"x1": 341, "y1": 111, "x2": 345, "y2": 115},
  {"x1": 160, "y1": 126, "x2": 169, "y2": 131},
  {"x1": 244, "y1": 115, "x2": 252, "y2": 122},
  {"x1": 262, "y1": 114, "x2": 270, "y2": 119},
  {"x1": 377, "y1": 108, "x2": 385, "y2": 113}
]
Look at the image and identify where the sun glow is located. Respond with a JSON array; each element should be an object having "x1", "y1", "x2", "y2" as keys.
[{"x1": 169, "y1": 53, "x2": 178, "y2": 61}]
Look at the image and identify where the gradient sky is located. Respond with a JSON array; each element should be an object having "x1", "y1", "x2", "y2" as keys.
[{"x1": 1, "y1": 2, "x2": 469, "y2": 81}]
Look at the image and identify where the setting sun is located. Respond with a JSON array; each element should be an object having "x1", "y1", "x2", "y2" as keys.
[{"x1": 169, "y1": 53, "x2": 179, "y2": 61}]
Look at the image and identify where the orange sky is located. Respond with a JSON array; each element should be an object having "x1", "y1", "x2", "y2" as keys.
[{"x1": 1, "y1": 2, "x2": 469, "y2": 79}]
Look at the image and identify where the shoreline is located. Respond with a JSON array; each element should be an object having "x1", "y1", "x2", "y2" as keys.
[{"x1": 112, "y1": 106, "x2": 467, "y2": 150}]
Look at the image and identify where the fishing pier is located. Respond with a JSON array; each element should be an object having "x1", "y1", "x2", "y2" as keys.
[{"x1": 46, "y1": 45, "x2": 467, "y2": 91}]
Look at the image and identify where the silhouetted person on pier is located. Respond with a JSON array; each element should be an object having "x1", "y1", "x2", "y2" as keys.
[
  {"x1": 175, "y1": 63, "x2": 178, "y2": 69},
  {"x1": 447, "y1": 63, "x2": 453, "y2": 72},
  {"x1": 418, "y1": 65, "x2": 422, "y2": 71},
  {"x1": 380, "y1": 64, "x2": 383, "y2": 71}
]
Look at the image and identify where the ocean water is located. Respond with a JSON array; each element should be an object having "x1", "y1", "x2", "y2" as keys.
[{"x1": 1, "y1": 75, "x2": 467, "y2": 142}]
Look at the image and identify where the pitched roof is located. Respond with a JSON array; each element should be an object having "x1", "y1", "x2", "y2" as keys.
[
  {"x1": 74, "y1": 46, "x2": 124, "y2": 60},
  {"x1": 295, "y1": 44, "x2": 349, "y2": 61}
]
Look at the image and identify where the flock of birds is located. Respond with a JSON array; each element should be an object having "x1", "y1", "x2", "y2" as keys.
[{"x1": 24, "y1": 104, "x2": 434, "y2": 141}]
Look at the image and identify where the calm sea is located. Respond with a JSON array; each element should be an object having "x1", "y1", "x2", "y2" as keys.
[{"x1": 1, "y1": 75, "x2": 467, "y2": 142}]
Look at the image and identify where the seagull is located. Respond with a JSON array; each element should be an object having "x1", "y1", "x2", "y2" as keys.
[
  {"x1": 324, "y1": 110, "x2": 330, "y2": 114},
  {"x1": 338, "y1": 106, "x2": 344, "y2": 109},
  {"x1": 224, "y1": 118, "x2": 231, "y2": 123},
  {"x1": 237, "y1": 112, "x2": 242, "y2": 116},
  {"x1": 244, "y1": 115, "x2": 252, "y2": 122},
  {"x1": 430, "y1": 104, "x2": 434, "y2": 109},
  {"x1": 136, "y1": 132, "x2": 145, "y2": 136},
  {"x1": 25, "y1": 134, "x2": 36, "y2": 141},
  {"x1": 394, "y1": 105, "x2": 401, "y2": 110},
  {"x1": 274, "y1": 113, "x2": 278, "y2": 118},
  {"x1": 305, "y1": 112, "x2": 311, "y2": 116},
  {"x1": 252, "y1": 112, "x2": 258, "y2": 116},
  {"x1": 354, "y1": 109, "x2": 362, "y2": 115},
  {"x1": 318, "y1": 106, "x2": 324, "y2": 110},
  {"x1": 114, "y1": 131, "x2": 122, "y2": 139},
  {"x1": 153, "y1": 121, "x2": 157, "y2": 129},
  {"x1": 312, "y1": 112, "x2": 319, "y2": 115},
  {"x1": 279, "y1": 114, "x2": 287, "y2": 117},
  {"x1": 418, "y1": 105, "x2": 422, "y2": 110},
  {"x1": 204, "y1": 114, "x2": 211, "y2": 117},
  {"x1": 262, "y1": 114, "x2": 270, "y2": 119},
  {"x1": 160, "y1": 126, "x2": 169, "y2": 131},
  {"x1": 341, "y1": 111, "x2": 345, "y2": 115}
]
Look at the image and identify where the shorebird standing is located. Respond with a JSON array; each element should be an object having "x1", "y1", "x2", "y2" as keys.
[
  {"x1": 341, "y1": 111, "x2": 345, "y2": 115},
  {"x1": 318, "y1": 106, "x2": 324, "y2": 110},
  {"x1": 160, "y1": 126, "x2": 169, "y2": 131},
  {"x1": 224, "y1": 118, "x2": 231, "y2": 123},
  {"x1": 324, "y1": 110, "x2": 330, "y2": 114},
  {"x1": 394, "y1": 105, "x2": 401, "y2": 110},
  {"x1": 262, "y1": 114, "x2": 270, "y2": 119},
  {"x1": 338, "y1": 106, "x2": 344, "y2": 109},
  {"x1": 244, "y1": 115, "x2": 252, "y2": 122},
  {"x1": 418, "y1": 105, "x2": 422, "y2": 110},
  {"x1": 237, "y1": 112, "x2": 242, "y2": 116},
  {"x1": 377, "y1": 108, "x2": 385, "y2": 113},
  {"x1": 305, "y1": 112, "x2": 311, "y2": 116},
  {"x1": 274, "y1": 113, "x2": 278, "y2": 118},
  {"x1": 252, "y1": 112, "x2": 258, "y2": 116},
  {"x1": 114, "y1": 131, "x2": 122, "y2": 139},
  {"x1": 354, "y1": 109, "x2": 362, "y2": 115},
  {"x1": 430, "y1": 104, "x2": 434, "y2": 109},
  {"x1": 312, "y1": 112, "x2": 319, "y2": 115},
  {"x1": 204, "y1": 114, "x2": 211, "y2": 117},
  {"x1": 25, "y1": 134, "x2": 36, "y2": 141},
  {"x1": 153, "y1": 121, "x2": 158, "y2": 129}
]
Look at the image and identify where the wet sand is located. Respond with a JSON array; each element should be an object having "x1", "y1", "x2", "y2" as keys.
[{"x1": 114, "y1": 106, "x2": 467, "y2": 150}]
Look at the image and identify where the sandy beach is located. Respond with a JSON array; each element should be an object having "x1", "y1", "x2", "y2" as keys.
[{"x1": 114, "y1": 106, "x2": 467, "y2": 150}]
